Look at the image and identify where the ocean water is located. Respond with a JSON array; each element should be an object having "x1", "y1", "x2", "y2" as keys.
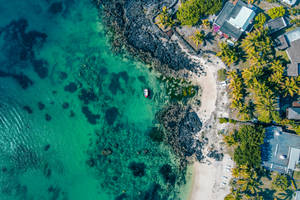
[{"x1": 0, "y1": 0, "x2": 191, "y2": 200}]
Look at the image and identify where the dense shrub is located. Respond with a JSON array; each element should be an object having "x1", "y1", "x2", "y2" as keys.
[
  {"x1": 267, "y1": 6, "x2": 285, "y2": 19},
  {"x1": 177, "y1": 0, "x2": 222, "y2": 26}
]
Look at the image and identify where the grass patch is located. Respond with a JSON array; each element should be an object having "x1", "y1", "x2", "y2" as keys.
[{"x1": 217, "y1": 68, "x2": 227, "y2": 81}]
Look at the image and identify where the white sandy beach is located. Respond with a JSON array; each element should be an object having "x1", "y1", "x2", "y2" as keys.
[{"x1": 187, "y1": 56, "x2": 233, "y2": 200}]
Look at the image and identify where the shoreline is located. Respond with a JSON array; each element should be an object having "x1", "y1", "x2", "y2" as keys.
[{"x1": 98, "y1": 0, "x2": 233, "y2": 199}]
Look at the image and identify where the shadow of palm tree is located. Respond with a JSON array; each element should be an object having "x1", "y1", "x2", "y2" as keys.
[
  {"x1": 205, "y1": 32, "x2": 215, "y2": 45},
  {"x1": 259, "y1": 188, "x2": 276, "y2": 200},
  {"x1": 278, "y1": 189, "x2": 294, "y2": 200}
]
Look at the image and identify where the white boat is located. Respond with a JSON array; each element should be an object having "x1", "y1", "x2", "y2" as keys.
[{"x1": 144, "y1": 89, "x2": 149, "y2": 98}]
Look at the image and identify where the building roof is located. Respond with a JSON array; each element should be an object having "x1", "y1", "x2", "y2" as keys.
[
  {"x1": 214, "y1": 0, "x2": 256, "y2": 40},
  {"x1": 295, "y1": 191, "x2": 300, "y2": 200},
  {"x1": 287, "y1": 107, "x2": 300, "y2": 120},
  {"x1": 292, "y1": 100, "x2": 300, "y2": 107},
  {"x1": 281, "y1": 0, "x2": 298, "y2": 6},
  {"x1": 262, "y1": 126, "x2": 300, "y2": 174},
  {"x1": 286, "y1": 27, "x2": 300, "y2": 43},
  {"x1": 286, "y1": 39, "x2": 300, "y2": 76},
  {"x1": 275, "y1": 35, "x2": 289, "y2": 50},
  {"x1": 264, "y1": 17, "x2": 287, "y2": 34}
]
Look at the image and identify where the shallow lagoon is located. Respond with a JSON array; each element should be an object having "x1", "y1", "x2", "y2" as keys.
[{"x1": 0, "y1": 0, "x2": 190, "y2": 199}]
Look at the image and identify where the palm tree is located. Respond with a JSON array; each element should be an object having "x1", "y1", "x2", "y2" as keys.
[
  {"x1": 277, "y1": 189, "x2": 294, "y2": 200},
  {"x1": 241, "y1": 29, "x2": 273, "y2": 65},
  {"x1": 281, "y1": 77, "x2": 299, "y2": 97},
  {"x1": 190, "y1": 30, "x2": 205, "y2": 47},
  {"x1": 217, "y1": 42, "x2": 239, "y2": 66},
  {"x1": 156, "y1": 6, "x2": 174, "y2": 28}
]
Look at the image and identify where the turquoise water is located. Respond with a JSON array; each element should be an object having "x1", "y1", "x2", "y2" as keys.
[{"x1": 0, "y1": 0, "x2": 190, "y2": 199}]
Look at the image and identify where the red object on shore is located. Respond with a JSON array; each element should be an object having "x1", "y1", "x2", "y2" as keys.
[{"x1": 144, "y1": 89, "x2": 149, "y2": 98}]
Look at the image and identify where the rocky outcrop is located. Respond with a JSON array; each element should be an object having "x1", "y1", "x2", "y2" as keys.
[
  {"x1": 98, "y1": 0, "x2": 199, "y2": 76},
  {"x1": 157, "y1": 104, "x2": 205, "y2": 166}
]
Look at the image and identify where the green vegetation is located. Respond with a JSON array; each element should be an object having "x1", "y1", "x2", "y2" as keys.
[
  {"x1": 161, "y1": 76, "x2": 198, "y2": 101},
  {"x1": 216, "y1": 42, "x2": 239, "y2": 66},
  {"x1": 190, "y1": 30, "x2": 205, "y2": 47},
  {"x1": 201, "y1": 19, "x2": 210, "y2": 28},
  {"x1": 224, "y1": 125, "x2": 266, "y2": 199},
  {"x1": 156, "y1": 6, "x2": 175, "y2": 29},
  {"x1": 217, "y1": 68, "x2": 227, "y2": 81},
  {"x1": 272, "y1": 174, "x2": 289, "y2": 191},
  {"x1": 176, "y1": 0, "x2": 222, "y2": 26},
  {"x1": 267, "y1": 6, "x2": 285, "y2": 19},
  {"x1": 289, "y1": 8, "x2": 300, "y2": 16},
  {"x1": 290, "y1": 18, "x2": 300, "y2": 27},
  {"x1": 241, "y1": 29, "x2": 273, "y2": 66},
  {"x1": 233, "y1": 125, "x2": 265, "y2": 168},
  {"x1": 254, "y1": 13, "x2": 267, "y2": 29},
  {"x1": 149, "y1": 127, "x2": 164, "y2": 142}
]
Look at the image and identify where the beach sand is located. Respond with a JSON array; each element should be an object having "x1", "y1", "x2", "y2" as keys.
[{"x1": 184, "y1": 55, "x2": 233, "y2": 200}]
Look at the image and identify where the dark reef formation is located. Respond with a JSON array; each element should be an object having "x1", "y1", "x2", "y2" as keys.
[
  {"x1": 98, "y1": 0, "x2": 198, "y2": 76},
  {"x1": 157, "y1": 104, "x2": 205, "y2": 167}
]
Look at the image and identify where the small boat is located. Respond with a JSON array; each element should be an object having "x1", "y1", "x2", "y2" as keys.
[{"x1": 144, "y1": 89, "x2": 149, "y2": 98}]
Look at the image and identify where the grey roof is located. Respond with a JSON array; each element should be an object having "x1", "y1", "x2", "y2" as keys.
[
  {"x1": 262, "y1": 126, "x2": 300, "y2": 174},
  {"x1": 220, "y1": 21, "x2": 243, "y2": 40},
  {"x1": 286, "y1": 27, "x2": 300, "y2": 43},
  {"x1": 276, "y1": 35, "x2": 289, "y2": 50},
  {"x1": 286, "y1": 39, "x2": 300, "y2": 76},
  {"x1": 214, "y1": 1, "x2": 235, "y2": 26},
  {"x1": 264, "y1": 17, "x2": 287, "y2": 34},
  {"x1": 295, "y1": 191, "x2": 300, "y2": 200},
  {"x1": 287, "y1": 107, "x2": 300, "y2": 120},
  {"x1": 214, "y1": 0, "x2": 256, "y2": 40}
]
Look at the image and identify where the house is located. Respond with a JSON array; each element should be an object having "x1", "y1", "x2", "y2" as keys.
[
  {"x1": 281, "y1": 0, "x2": 299, "y2": 6},
  {"x1": 213, "y1": 0, "x2": 256, "y2": 41},
  {"x1": 264, "y1": 17, "x2": 288, "y2": 35},
  {"x1": 287, "y1": 107, "x2": 300, "y2": 120},
  {"x1": 275, "y1": 27, "x2": 300, "y2": 76},
  {"x1": 294, "y1": 191, "x2": 300, "y2": 200},
  {"x1": 261, "y1": 126, "x2": 300, "y2": 174}
]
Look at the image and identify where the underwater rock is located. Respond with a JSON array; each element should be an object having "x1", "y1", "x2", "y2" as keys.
[
  {"x1": 44, "y1": 144, "x2": 50, "y2": 151},
  {"x1": 22, "y1": 30, "x2": 47, "y2": 49},
  {"x1": 38, "y1": 102, "x2": 45, "y2": 110},
  {"x1": 32, "y1": 59, "x2": 48, "y2": 79},
  {"x1": 23, "y1": 106, "x2": 33, "y2": 114},
  {"x1": 142, "y1": 183, "x2": 161, "y2": 200},
  {"x1": 78, "y1": 88, "x2": 97, "y2": 104},
  {"x1": 138, "y1": 75, "x2": 146, "y2": 84},
  {"x1": 62, "y1": 102, "x2": 69, "y2": 109},
  {"x1": 101, "y1": 148, "x2": 113, "y2": 156},
  {"x1": 81, "y1": 106, "x2": 100, "y2": 124},
  {"x1": 128, "y1": 162, "x2": 146, "y2": 177},
  {"x1": 58, "y1": 71, "x2": 68, "y2": 80},
  {"x1": 69, "y1": 110, "x2": 75, "y2": 117},
  {"x1": 115, "y1": 193, "x2": 127, "y2": 200},
  {"x1": 2, "y1": 167, "x2": 7, "y2": 173},
  {"x1": 109, "y1": 73, "x2": 124, "y2": 95},
  {"x1": 0, "y1": 70, "x2": 33, "y2": 89},
  {"x1": 159, "y1": 164, "x2": 176, "y2": 185},
  {"x1": 48, "y1": 2, "x2": 63, "y2": 14},
  {"x1": 118, "y1": 71, "x2": 129, "y2": 82},
  {"x1": 148, "y1": 127, "x2": 164, "y2": 143},
  {"x1": 14, "y1": 73, "x2": 34, "y2": 89},
  {"x1": 45, "y1": 114, "x2": 52, "y2": 121},
  {"x1": 64, "y1": 82, "x2": 77, "y2": 93},
  {"x1": 86, "y1": 158, "x2": 96, "y2": 167},
  {"x1": 105, "y1": 107, "x2": 118, "y2": 125}
]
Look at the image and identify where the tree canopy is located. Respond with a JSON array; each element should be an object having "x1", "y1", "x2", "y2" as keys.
[
  {"x1": 233, "y1": 125, "x2": 265, "y2": 169},
  {"x1": 177, "y1": 0, "x2": 222, "y2": 26},
  {"x1": 267, "y1": 6, "x2": 285, "y2": 19}
]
